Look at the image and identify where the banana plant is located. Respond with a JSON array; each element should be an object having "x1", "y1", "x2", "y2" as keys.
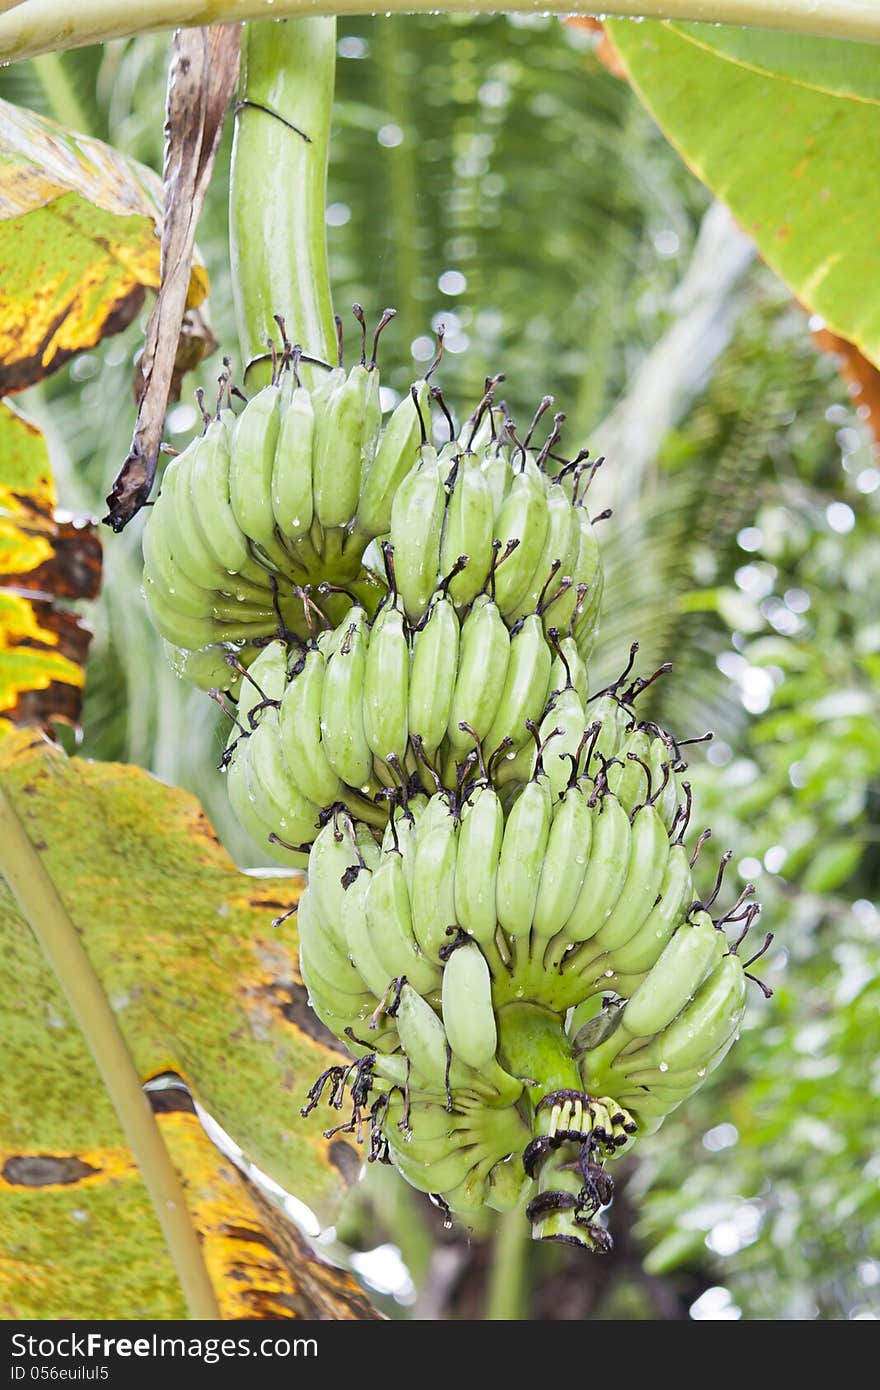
[{"x1": 1, "y1": 0, "x2": 878, "y2": 1323}]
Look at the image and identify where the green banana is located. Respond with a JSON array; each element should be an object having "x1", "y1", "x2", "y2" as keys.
[
  {"x1": 229, "y1": 385, "x2": 294, "y2": 572},
  {"x1": 492, "y1": 457, "x2": 550, "y2": 617},
  {"x1": 479, "y1": 440, "x2": 512, "y2": 515},
  {"x1": 603, "y1": 842, "x2": 693, "y2": 977},
  {"x1": 381, "y1": 800, "x2": 423, "y2": 866},
  {"x1": 319, "y1": 607, "x2": 376, "y2": 793},
  {"x1": 578, "y1": 802, "x2": 670, "y2": 960},
  {"x1": 408, "y1": 593, "x2": 460, "y2": 764},
  {"x1": 388, "y1": 450, "x2": 446, "y2": 622},
  {"x1": 538, "y1": 684, "x2": 587, "y2": 798},
  {"x1": 338, "y1": 865, "x2": 391, "y2": 998},
  {"x1": 512, "y1": 481, "x2": 580, "y2": 624},
  {"x1": 363, "y1": 594, "x2": 410, "y2": 767},
  {"x1": 271, "y1": 378, "x2": 315, "y2": 544},
  {"x1": 446, "y1": 596, "x2": 511, "y2": 756},
  {"x1": 548, "y1": 633, "x2": 589, "y2": 706},
  {"x1": 187, "y1": 414, "x2": 275, "y2": 585},
  {"x1": 395, "y1": 984, "x2": 453, "y2": 1095},
  {"x1": 558, "y1": 791, "x2": 632, "y2": 946},
  {"x1": 440, "y1": 452, "x2": 496, "y2": 605},
  {"x1": 159, "y1": 444, "x2": 270, "y2": 602},
  {"x1": 613, "y1": 911, "x2": 726, "y2": 1041},
  {"x1": 386, "y1": 1138, "x2": 483, "y2": 1196},
  {"x1": 566, "y1": 507, "x2": 603, "y2": 651},
  {"x1": 224, "y1": 735, "x2": 307, "y2": 868},
  {"x1": 143, "y1": 581, "x2": 268, "y2": 656},
  {"x1": 441, "y1": 942, "x2": 498, "y2": 1069},
  {"x1": 495, "y1": 775, "x2": 552, "y2": 938},
  {"x1": 483, "y1": 614, "x2": 553, "y2": 762},
  {"x1": 306, "y1": 814, "x2": 379, "y2": 948},
  {"x1": 383, "y1": 1120, "x2": 482, "y2": 1169},
  {"x1": 439, "y1": 1157, "x2": 499, "y2": 1212},
  {"x1": 356, "y1": 380, "x2": 430, "y2": 539},
  {"x1": 605, "y1": 728, "x2": 654, "y2": 809},
  {"x1": 410, "y1": 796, "x2": 459, "y2": 962},
  {"x1": 625, "y1": 954, "x2": 747, "y2": 1077},
  {"x1": 143, "y1": 494, "x2": 270, "y2": 623},
  {"x1": 236, "y1": 639, "x2": 287, "y2": 725},
  {"x1": 242, "y1": 713, "x2": 319, "y2": 849},
  {"x1": 648, "y1": 734, "x2": 680, "y2": 832},
  {"x1": 365, "y1": 852, "x2": 442, "y2": 995},
  {"x1": 163, "y1": 639, "x2": 244, "y2": 696},
  {"x1": 485, "y1": 1155, "x2": 531, "y2": 1213},
  {"x1": 588, "y1": 694, "x2": 634, "y2": 762},
  {"x1": 531, "y1": 784, "x2": 593, "y2": 941},
  {"x1": 297, "y1": 885, "x2": 367, "y2": 994},
  {"x1": 454, "y1": 785, "x2": 504, "y2": 949},
  {"x1": 312, "y1": 364, "x2": 372, "y2": 530},
  {"x1": 279, "y1": 648, "x2": 344, "y2": 807}
]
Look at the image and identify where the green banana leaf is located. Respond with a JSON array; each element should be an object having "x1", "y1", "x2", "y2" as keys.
[{"x1": 606, "y1": 20, "x2": 880, "y2": 368}]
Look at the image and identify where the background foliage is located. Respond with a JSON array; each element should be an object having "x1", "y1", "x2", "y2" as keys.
[{"x1": 3, "y1": 15, "x2": 878, "y2": 1320}]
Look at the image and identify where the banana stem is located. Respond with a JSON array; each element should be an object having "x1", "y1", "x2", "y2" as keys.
[
  {"x1": 497, "y1": 1001, "x2": 583, "y2": 1101},
  {"x1": 0, "y1": 779, "x2": 221, "y2": 1321},
  {"x1": 486, "y1": 1203, "x2": 530, "y2": 1320},
  {"x1": 230, "y1": 17, "x2": 337, "y2": 387},
  {"x1": 3, "y1": 2, "x2": 880, "y2": 63}
]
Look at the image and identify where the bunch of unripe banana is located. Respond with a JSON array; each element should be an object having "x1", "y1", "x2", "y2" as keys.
[
  {"x1": 145, "y1": 309, "x2": 771, "y2": 1251},
  {"x1": 143, "y1": 312, "x2": 404, "y2": 688}
]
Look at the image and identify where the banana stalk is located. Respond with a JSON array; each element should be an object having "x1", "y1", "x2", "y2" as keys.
[{"x1": 230, "y1": 16, "x2": 337, "y2": 385}]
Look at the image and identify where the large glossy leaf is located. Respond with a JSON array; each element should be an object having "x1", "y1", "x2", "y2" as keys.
[
  {"x1": 0, "y1": 730, "x2": 372, "y2": 1315},
  {"x1": 0, "y1": 97, "x2": 208, "y2": 391},
  {"x1": 0, "y1": 400, "x2": 100, "y2": 730},
  {"x1": 671, "y1": 25, "x2": 880, "y2": 102},
  {"x1": 606, "y1": 20, "x2": 880, "y2": 368}
]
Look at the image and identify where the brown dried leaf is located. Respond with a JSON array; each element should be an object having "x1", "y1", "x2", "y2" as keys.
[
  {"x1": 105, "y1": 24, "x2": 240, "y2": 532},
  {"x1": 0, "y1": 400, "x2": 101, "y2": 732}
]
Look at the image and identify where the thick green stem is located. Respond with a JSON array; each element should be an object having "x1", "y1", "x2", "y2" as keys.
[
  {"x1": 0, "y1": 781, "x2": 221, "y2": 1321},
  {"x1": 486, "y1": 1203, "x2": 530, "y2": 1320},
  {"x1": 2, "y1": 1, "x2": 879, "y2": 63},
  {"x1": 230, "y1": 17, "x2": 336, "y2": 386},
  {"x1": 497, "y1": 1001, "x2": 582, "y2": 1106}
]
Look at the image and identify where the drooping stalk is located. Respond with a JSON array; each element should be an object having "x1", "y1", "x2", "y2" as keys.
[
  {"x1": 0, "y1": 781, "x2": 221, "y2": 1322},
  {"x1": 230, "y1": 17, "x2": 337, "y2": 386},
  {"x1": 486, "y1": 1204, "x2": 530, "y2": 1320},
  {"x1": 2, "y1": 2, "x2": 880, "y2": 64}
]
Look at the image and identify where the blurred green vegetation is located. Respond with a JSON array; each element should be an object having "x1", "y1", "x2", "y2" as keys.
[{"x1": 5, "y1": 14, "x2": 878, "y2": 1321}]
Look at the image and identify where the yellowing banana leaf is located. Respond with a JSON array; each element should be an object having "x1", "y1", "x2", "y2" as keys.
[
  {"x1": 0, "y1": 96, "x2": 208, "y2": 392},
  {"x1": 0, "y1": 400, "x2": 100, "y2": 731},
  {"x1": 0, "y1": 730, "x2": 373, "y2": 1317},
  {"x1": 1, "y1": 1083, "x2": 378, "y2": 1320},
  {"x1": 606, "y1": 20, "x2": 880, "y2": 369}
]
